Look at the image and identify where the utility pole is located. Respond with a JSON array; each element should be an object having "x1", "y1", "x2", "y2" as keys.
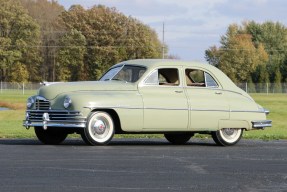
[{"x1": 162, "y1": 22, "x2": 165, "y2": 59}]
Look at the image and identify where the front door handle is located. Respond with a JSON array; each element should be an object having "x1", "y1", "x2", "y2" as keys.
[{"x1": 175, "y1": 90, "x2": 183, "y2": 93}]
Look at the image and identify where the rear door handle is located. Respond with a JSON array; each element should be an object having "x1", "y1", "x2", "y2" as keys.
[{"x1": 215, "y1": 91, "x2": 222, "y2": 95}]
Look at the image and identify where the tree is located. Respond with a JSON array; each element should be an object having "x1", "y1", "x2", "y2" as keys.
[
  {"x1": 273, "y1": 67, "x2": 282, "y2": 93},
  {"x1": 247, "y1": 21, "x2": 287, "y2": 82},
  {"x1": 59, "y1": 5, "x2": 163, "y2": 80},
  {"x1": 56, "y1": 29, "x2": 87, "y2": 81},
  {"x1": 254, "y1": 64, "x2": 270, "y2": 92},
  {"x1": 0, "y1": 0, "x2": 41, "y2": 82},
  {"x1": 247, "y1": 77, "x2": 256, "y2": 93},
  {"x1": 205, "y1": 24, "x2": 269, "y2": 83},
  {"x1": 18, "y1": 0, "x2": 65, "y2": 81},
  {"x1": 205, "y1": 46, "x2": 219, "y2": 67}
]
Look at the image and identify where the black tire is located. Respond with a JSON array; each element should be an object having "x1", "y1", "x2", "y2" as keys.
[
  {"x1": 82, "y1": 111, "x2": 115, "y2": 145},
  {"x1": 164, "y1": 133, "x2": 193, "y2": 145},
  {"x1": 211, "y1": 128, "x2": 243, "y2": 146},
  {"x1": 34, "y1": 127, "x2": 68, "y2": 145},
  {"x1": 80, "y1": 131, "x2": 90, "y2": 145}
]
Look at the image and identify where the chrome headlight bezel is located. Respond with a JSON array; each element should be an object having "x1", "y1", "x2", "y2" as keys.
[
  {"x1": 63, "y1": 96, "x2": 72, "y2": 109},
  {"x1": 27, "y1": 97, "x2": 35, "y2": 109}
]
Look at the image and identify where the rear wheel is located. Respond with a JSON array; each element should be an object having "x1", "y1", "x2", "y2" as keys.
[
  {"x1": 82, "y1": 111, "x2": 115, "y2": 145},
  {"x1": 164, "y1": 133, "x2": 193, "y2": 145},
  {"x1": 211, "y1": 128, "x2": 243, "y2": 146},
  {"x1": 34, "y1": 127, "x2": 68, "y2": 145}
]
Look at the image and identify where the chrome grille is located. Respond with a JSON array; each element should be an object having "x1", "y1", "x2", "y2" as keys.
[
  {"x1": 28, "y1": 110, "x2": 83, "y2": 121},
  {"x1": 35, "y1": 97, "x2": 50, "y2": 110}
]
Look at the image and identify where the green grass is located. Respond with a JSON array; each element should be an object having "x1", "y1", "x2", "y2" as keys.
[
  {"x1": 243, "y1": 94, "x2": 287, "y2": 140},
  {"x1": 0, "y1": 92, "x2": 286, "y2": 140},
  {"x1": 0, "y1": 91, "x2": 36, "y2": 138}
]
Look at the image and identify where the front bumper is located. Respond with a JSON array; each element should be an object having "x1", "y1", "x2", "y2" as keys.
[{"x1": 23, "y1": 110, "x2": 87, "y2": 129}]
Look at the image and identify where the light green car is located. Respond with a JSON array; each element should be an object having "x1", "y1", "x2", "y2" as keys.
[{"x1": 23, "y1": 59, "x2": 272, "y2": 146}]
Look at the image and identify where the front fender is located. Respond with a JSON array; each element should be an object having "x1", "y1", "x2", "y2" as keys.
[{"x1": 62, "y1": 91, "x2": 144, "y2": 131}]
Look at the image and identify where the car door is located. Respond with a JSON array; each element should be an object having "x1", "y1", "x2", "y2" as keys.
[
  {"x1": 138, "y1": 67, "x2": 189, "y2": 130},
  {"x1": 184, "y1": 68, "x2": 230, "y2": 130}
]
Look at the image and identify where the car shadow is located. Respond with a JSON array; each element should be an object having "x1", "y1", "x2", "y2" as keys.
[{"x1": 0, "y1": 138, "x2": 218, "y2": 146}]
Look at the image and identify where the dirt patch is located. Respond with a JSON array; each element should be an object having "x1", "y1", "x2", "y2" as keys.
[{"x1": 0, "y1": 101, "x2": 26, "y2": 110}]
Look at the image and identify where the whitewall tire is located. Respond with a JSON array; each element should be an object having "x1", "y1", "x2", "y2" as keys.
[
  {"x1": 82, "y1": 112, "x2": 115, "y2": 145},
  {"x1": 212, "y1": 128, "x2": 243, "y2": 146}
]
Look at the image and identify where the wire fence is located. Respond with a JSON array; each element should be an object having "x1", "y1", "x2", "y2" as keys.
[
  {"x1": 0, "y1": 82, "x2": 41, "y2": 95},
  {"x1": 0, "y1": 81, "x2": 286, "y2": 95}
]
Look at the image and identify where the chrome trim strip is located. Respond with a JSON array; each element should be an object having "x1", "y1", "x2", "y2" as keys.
[
  {"x1": 145, "y1": 107, "x2": 188, "y2": 111},
  {"x1": 85, "y1": 106, "x2": 267, "y2": 114},
  {"x1": 190, "y1": 109, "x2": 230, "y2": 112},
  {"x1": 23, "y1": 121, "x2": 86, "y2": 128},
  {"x1": 84, "y1": 106, "x2": 142, "y2": 110},
  {"x1": 85, "y1": 106, "x2": 188, "y2": 111},
  {"x1": 27, "y1": 109, "x2": 82, "y2": 113},
  {"x1": 230, "y1": 110, "x2": 266, "y2": 113}
]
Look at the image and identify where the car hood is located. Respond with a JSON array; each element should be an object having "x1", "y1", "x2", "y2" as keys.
[{"x1": 38, "y1": 81, "x2": 138, "y2": 100}]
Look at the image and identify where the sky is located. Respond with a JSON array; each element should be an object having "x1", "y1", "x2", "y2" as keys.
[{"x1": 57, "y1": 0, "x2": 287, "y2": 62}]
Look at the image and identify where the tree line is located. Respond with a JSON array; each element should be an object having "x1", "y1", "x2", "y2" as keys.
[
  {"x1": 0, "y1": 0, "x2": 164, "y2": 82},
  {"x1": 1, "y1": 0, "x2": 287, "y2": 85},
  {"x1": 205, "y1": 21, "x2": 287, "y2": 92}
]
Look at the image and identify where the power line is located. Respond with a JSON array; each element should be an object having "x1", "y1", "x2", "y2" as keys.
[{"x1": 0, "y1": 45, "x2": 286, "y2": 52}]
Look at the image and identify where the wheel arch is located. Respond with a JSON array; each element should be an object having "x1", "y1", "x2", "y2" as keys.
[
  {"x1": 91, "y1": 108, "x2": 123, "y2": 134},
  {"x1": 218, "y1": 120, "x2": 250, "y2": 130}
]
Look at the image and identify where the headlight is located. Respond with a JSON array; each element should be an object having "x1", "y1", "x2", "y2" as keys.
[
  {"x1": 27, "y1": 97, "x2": 34, "y2": 109},
  {"x1": 63, "y1": 96, "x2": 72, "y2": 109}
]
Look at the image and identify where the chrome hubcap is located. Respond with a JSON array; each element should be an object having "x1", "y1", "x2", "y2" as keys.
[
  {"x1": 223, "y1": 128, "x2": 235, "y2": 136},
  {"x1": 93, "y1": 120, "x2": 106, "y2": 135}
]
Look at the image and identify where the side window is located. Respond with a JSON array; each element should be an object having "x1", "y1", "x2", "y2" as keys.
[
  {"x1": 158, "y1": 68, "x2": 179, "y2": 86},
  {"x1": 205, "y1": 73, "x2": 218, "y2": 87},
  {"x1": 185, "y1": 69, "x2": 205, "y2": 87},
  {"x1": 185, "y1": 69, "x2": 218, "y2": 88},
  {"x1": 144, "y1": 68, "x2": 180, "y2": 86}
]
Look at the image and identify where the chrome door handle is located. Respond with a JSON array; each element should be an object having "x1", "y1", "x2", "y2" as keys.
[
  {"x1": 215, "y1": 91, "x2": 222, "y2": 95},
  {"x1": 175, "y1": 90, "x2": 183, "y2": 93}
]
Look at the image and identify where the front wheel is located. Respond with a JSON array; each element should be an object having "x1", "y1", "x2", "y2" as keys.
[
  {"x1": 211, "y1": 128, "x2": 243, "y2": 146},
  {"x1": 34, "y1": 127, "x2": 68, "y2": 145},
  {"x1": 164, "y1": 133, "x2": 193, "y2": 145},
  {"x1": 82, "y1": 111, "x2": 115, "y2": 145}
]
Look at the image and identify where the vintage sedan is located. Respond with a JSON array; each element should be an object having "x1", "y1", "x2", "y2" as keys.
[{"x1": 23, "y1": 59, "x2": 272, "y2": 146}]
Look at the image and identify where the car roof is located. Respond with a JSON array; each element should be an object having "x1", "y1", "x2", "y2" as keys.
[
  {"x1": 115, "y1": 59, "x2": 209, "y2": 69},
  {"x1": 113, "y1": 59, "x2": 250, "y2": 98}
]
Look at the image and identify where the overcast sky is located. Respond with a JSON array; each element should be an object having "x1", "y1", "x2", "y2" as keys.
[{"x1": 57, "y1": 0, "x2": 287, "y2": 62}]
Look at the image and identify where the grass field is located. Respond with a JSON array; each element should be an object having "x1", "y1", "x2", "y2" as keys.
[{"x1": 0, "y1": 91, "x2": 286, "y2": 140}]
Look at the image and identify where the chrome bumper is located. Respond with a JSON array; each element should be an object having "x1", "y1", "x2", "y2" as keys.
[
  {"x1": 23, "y1": 110, "x2": 86, "y2": 129},
  {"x1": 251, "y1": 120, "x2": 272, "y2": 129}
]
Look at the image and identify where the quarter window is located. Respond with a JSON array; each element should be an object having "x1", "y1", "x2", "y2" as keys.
[{"x1": 185, "y1": 69, "x2": 218, "y2": 88}]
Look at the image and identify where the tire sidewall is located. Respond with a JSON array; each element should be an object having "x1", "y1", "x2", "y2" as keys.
[
  {"x1": 34, "y1": 127, "x2": 67, "y2": 145},
  {"x1": 84, "y1": 111, "x2": 115, "y2": 145},
  {"x1": 214, "y1": 128, "x2": 243, "y2": 146}
]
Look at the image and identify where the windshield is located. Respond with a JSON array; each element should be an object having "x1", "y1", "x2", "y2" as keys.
[{"x1": 100, "y1": 65, "x2": 147, "y2": 83}]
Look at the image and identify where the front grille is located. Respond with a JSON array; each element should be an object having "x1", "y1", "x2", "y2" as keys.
[
  {"x1": 35, "y1": 97, "x2": 50, "y2": 110},
  {"x1": 28, "y1": 110, "x2": 83, "y2": 121}
]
